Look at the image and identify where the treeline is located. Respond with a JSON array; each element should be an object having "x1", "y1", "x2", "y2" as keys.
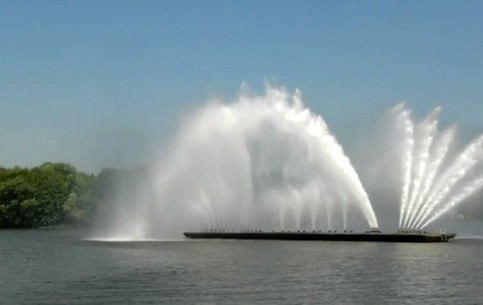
[{"x1": 0, "y1": 163, "x2": 127, "y2": 229}]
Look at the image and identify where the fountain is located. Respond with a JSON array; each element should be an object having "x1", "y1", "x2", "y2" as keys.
[
  {"x1": 393, "y1": 103, "x2": 483, "y2": 230},
  {"x1": 143, "y1": 83, "x2": 379, "y2": 235},
  {"x1": 98, "y1": 83, "x2": 482, "y2": 242}
]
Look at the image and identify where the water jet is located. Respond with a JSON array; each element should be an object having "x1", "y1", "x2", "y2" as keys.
[{"x1": 100, "y1": 83, "x2": 483, "y2": 241}]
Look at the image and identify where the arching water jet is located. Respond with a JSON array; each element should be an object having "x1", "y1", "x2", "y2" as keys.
[{"x1": 103, "y1": 84, "x2": 379, "y2": 239}]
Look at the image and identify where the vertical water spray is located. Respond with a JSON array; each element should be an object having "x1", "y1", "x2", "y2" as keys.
[
  {"x1": 324, "y1": 191, "x2": 334, "y2": 231},
  {"x1": 402, "y1": 107, "x2": 440, "y2": 228},
  {"x1": 307, "y1": 180, "x2": 325, "y2": 230},
  {"x1": 395, "y1": 103, "x2": 415, "y2": 229},
  {"x1": 407, "y1": 126, "x2": 456, "y2": 228},
  {"x1": 335, "y1": 186, "x2": 349, "y2": 230}
]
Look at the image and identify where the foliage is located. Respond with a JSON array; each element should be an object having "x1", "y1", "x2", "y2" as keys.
[
  {"x1": 0, "y1": 163, "x2": 97, "y2": 228},
  {"x1": 0, "y1": 163, "x2": 153, "y2": 229}
]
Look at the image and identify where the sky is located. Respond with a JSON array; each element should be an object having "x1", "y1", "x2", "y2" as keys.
[{"x1": 1, "y1": 0, "x2": 483, "y2": 173}]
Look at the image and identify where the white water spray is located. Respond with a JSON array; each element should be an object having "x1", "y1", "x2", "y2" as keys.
[
  {"x1": 421, "y1": 173, "x2": 483, "y2": 228},
  {"x1": 395, "y1": 103, "x2": 415, "y2": 228},
  {"x1": 407, "y1": 126, "x2": 456, "y2": 228},
  {"x1": 97, "y1": 87, "x2": 483, "y2": 239},
  {"x1": 103, "y1": 84, "x2": 379, "y2": 238},
  {"x1": 413, "y1": 133, "x2": 483, "y2": 228},
  {"x1": 402, "y1": 108, "x2": 440, "y2": 228},
  {"x1": 392, "y1": 103, "x2": 483, "y2": 230}
]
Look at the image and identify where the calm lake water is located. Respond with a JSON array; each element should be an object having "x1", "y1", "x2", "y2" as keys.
[{"x1": 1, "y1": 227, "x2": 483, "y2": 305}]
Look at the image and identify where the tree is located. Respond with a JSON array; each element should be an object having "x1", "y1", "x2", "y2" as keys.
[{"x1": 0, "y1": 163, "x2": 96, "y2": 228}]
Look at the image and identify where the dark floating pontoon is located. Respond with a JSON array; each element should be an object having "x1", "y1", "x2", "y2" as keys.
[{"x1": 183, "y1": 229, "x2": 456, "y2": 243}]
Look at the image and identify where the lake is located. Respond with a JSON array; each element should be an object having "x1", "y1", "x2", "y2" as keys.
[{"x1": 1, "y1": 228, "x2": 483, "y2": 305}]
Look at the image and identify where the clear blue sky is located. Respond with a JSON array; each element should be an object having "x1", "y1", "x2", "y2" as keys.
[{"x1": 1, "y1": 1, "x2": 482, "y2": 172}]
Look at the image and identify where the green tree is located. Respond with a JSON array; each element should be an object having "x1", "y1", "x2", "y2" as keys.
[{"x1": 0, "y1": 163, "x2": 96, "y2": 228}]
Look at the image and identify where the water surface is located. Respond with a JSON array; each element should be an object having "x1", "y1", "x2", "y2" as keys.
[{"x1": 1, "y1": 229, "x2": 483, "y2": 305}]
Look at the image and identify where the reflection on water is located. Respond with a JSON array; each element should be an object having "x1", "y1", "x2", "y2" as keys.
[{"x1": 1, "y1": 226, "x2": 483, "y2": 305}]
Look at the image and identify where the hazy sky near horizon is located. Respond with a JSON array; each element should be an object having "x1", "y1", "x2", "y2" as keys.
[{"x1": 1, "y1": 1, "x2": 483, "y2": 173}]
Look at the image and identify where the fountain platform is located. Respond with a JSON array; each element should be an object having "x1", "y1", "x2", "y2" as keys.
[{"x1": 183, "y1": 230, "x2": 456, "y2": 243}]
